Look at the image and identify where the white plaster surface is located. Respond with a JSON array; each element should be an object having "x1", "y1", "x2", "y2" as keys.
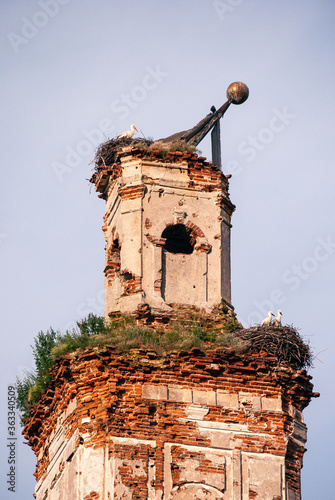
[
  {"x1": 109, "y1": 436, "x2": 157, "y2": 500},
  {"x1": 104, "y1": 158, "x2": 233, "y2": 316},
  {"x1": 163, "y1": 443, "x2": 233, "y2": 500},
  {"x1": 241, "y1": 452, "x2": 285, "y2": 500}
]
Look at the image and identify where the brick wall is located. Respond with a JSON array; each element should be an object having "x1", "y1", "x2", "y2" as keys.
[{"x1": 23, "y1": 347, "x2": 316, "y2": 499}]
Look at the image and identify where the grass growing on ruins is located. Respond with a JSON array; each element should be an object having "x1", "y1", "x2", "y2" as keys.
[
  {"x1": 16, "y1": 312, "x2": 313, "y2": 421},
  {"x1": 16, "y1": 313, "x2": 244, "y2": 420},
  {"x1": 51, "y1": 313, "x2": 245, "y2": 357}
]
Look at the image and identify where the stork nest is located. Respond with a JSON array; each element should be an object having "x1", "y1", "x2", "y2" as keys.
[
  {"x1": 234, "y1": 325, "x2": 313, "y2": 370},
  {"x1": 94, "y1": 137, "x2": 153, "y2": 169}
]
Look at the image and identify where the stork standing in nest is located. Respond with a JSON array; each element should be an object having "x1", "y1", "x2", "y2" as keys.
[
  {"x1": 118, "y1": 124, "x2": 138, "y2": 139},
  {"x1": 274, "y1": 310, "x2": 282, "y2": 327},
  {"x1": 261, "y1": 311, "x2": 274, "y2": 327}
]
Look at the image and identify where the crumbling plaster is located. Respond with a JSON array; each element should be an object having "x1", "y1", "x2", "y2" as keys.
[{"x1": 99, "y1": 154, "x2": 234, "y2": 316}]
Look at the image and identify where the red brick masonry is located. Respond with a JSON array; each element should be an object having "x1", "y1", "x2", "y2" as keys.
[{"x1": 23, "y1": 347, "x2": 318, "y2": 498}]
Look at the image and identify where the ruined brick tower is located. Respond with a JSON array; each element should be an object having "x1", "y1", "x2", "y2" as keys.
[
  {"x1": 95, "y1": 146, "x2": 234, "y2": 317},
  {"x1": 23, "y1": 85, "x2": 317, "y2": 500}
]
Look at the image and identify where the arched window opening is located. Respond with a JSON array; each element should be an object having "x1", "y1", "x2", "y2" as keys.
[
  {"x1": 161, "y1": 224, "x2": 194, "y2": 254},
  {"x1": 108, "y1": 237, "x2": 121, "y2": 263},
  {"x1": 112, "y1": 238, "x2": 120, "y2": 251}
]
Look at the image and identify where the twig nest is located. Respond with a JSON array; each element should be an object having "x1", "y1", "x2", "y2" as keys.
[{"x1": 235, "y1": 325, "x2": 312, "y2": 369}]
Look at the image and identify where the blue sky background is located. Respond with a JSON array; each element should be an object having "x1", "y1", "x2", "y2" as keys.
[{"x1": 1, "y1": 1, "x2": 334, "y2": 498}]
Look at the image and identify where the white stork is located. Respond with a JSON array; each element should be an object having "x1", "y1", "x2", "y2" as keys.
[
  {"x1": 118, "y1": 124, "x2": 138, "y2": 139},
  {"x1": 261, "y1": 311, "x2": 274, "y2": 327},
  {"x1": 274, "y1": 310, "x2": 282, "y2": 327}
]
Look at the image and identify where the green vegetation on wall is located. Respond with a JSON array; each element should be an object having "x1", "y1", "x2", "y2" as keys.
[{"x1": 16, "y1": 313, "x2": 243, "y2": 421}]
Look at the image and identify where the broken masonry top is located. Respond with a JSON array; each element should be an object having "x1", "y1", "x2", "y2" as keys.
[{"x1": 90, "y1": 141, "x2": 235, "y2": 214}]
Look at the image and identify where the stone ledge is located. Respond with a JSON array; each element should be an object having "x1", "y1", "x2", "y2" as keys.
[{"x1": 142, "y1": 384, "x2": 282, "y2": 412}]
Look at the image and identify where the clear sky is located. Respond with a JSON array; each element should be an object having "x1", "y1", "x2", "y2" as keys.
[{"x1": 1, "y1": 1, "x2": 334, "y2": 498}]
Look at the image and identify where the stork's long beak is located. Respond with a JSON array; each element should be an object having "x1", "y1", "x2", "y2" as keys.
[{"x1": 134, "y1": 126, "x2": 138, "y2": 132}]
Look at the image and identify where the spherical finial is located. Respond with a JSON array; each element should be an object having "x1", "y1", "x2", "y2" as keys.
[{"x1": 226, "y1": 82, "x2": 249, "y2": 105}]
